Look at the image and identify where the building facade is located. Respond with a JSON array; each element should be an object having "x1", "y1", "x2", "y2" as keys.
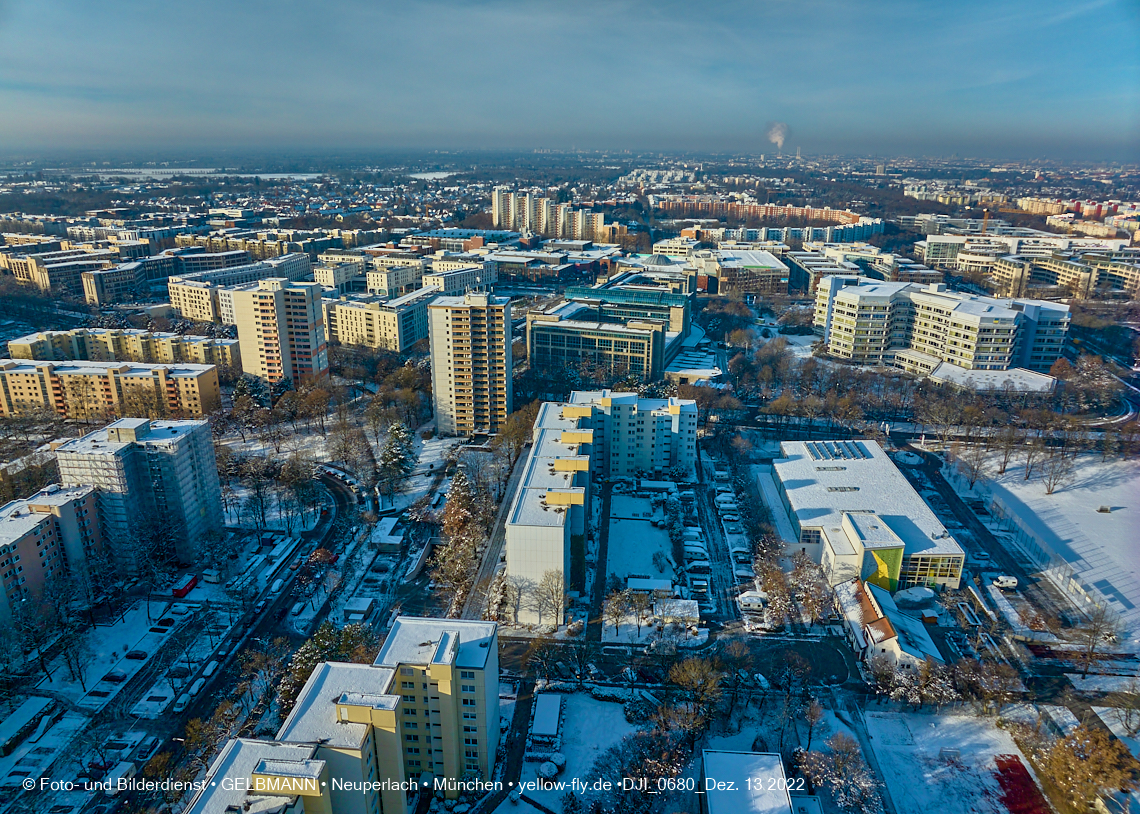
[
  {"x1": 0, "y1": 485, "x2": 102, "y2": 621},
  {"x1": 167, "y1": 253, "x2": 312, "y2": 323},
  {"x1": 9, "y1": 328, "x2": 241, "y2": 373},
  {"x1": 428, "y1": 293, "x2": 512, "y2": 436},
  {"x1": 232, "y1": 278, "x2": 329, "y2": 384},
  {"x1": 55, "y1": 418, "x2": 222, "y2": 563},
  {"x1": 323, "y1": 287, "x2": 438, "y2": 352},
  {"x1": 0, "y1": 360, "x2": 220, "y2": 419}
]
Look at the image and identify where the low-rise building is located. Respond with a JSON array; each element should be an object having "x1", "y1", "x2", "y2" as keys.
[
  {"x1": 0, "y1": 359, "x2": 220, "y2": 419},
  {"x1": 8, "y1": 328, "x2": 241, "y2": 373},
  {"x1": 771, "y1": 440, "x2": 964, "y2": 590},
  {"x1": 835, "y1": 578, "x2": 945, "y2": 670}
]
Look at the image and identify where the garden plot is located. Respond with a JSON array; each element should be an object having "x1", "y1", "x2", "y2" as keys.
[
  {"x1": 865, "y1": 712, "x2": 1047, "y2": 814},
  {"x1": 606, "y1": 496, "x2": 675, "y2": 583},
  {"x1": 519, "y1": 693, "x2": 638, "y2": 813}
]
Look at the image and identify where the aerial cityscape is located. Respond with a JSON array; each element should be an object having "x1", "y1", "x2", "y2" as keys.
[{"x1": 0, "y1": 2, "x2": 1138, "y2": 814}]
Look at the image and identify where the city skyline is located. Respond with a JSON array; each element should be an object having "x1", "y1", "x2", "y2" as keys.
[{"x1": 0, "y1": 0, "x2": 1135, "y2": 160}]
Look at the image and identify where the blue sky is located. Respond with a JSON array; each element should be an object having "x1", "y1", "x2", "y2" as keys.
[{"x1": 0, "y1": 0, "x2": 1137, "y2": 159}]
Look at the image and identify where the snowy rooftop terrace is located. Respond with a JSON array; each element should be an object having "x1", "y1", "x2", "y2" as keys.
[{"x1": 774, "y1": 440, "x2": 963, "y2": 558}]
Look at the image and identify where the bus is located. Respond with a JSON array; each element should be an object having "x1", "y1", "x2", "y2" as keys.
[{"x1": 171, "y1": 574, "x2": 198, "y2": 598}]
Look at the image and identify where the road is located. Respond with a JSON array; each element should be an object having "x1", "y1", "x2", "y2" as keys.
[
  {"x1": 693, "y1": 459, "x2": 737, "y2": 624},
  {"x1": 461, "y1": 446, "x2": 529, "y2": 620}
]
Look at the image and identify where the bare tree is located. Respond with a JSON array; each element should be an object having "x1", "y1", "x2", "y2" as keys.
[
  {"x1": 533, "y1": 569, "x2": 566, "y2": 627},
  {"x1": 1041, "y1": 447, "x2": 1076, "y2": 495},
  {"x1": 1072, "y1": 603, "x2": 1124, "y2": 678}
]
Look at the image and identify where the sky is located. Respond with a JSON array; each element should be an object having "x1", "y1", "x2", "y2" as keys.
[{"x1": 0, "y1": 0, "x2": 1137, "y2": 161}]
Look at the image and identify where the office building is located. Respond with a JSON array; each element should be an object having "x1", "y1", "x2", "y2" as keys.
[
  {"x1": 0, "y1": 360, "x2": 220, "y2": 419},
  {"x1": 814, "y1": 277, "x2": 1070, "y2": 377},
  {"x1": 56, "y1": 418, "x2": 222, "y2": 562},
  {"x1": 687, "y1": 249, "x2": 790, "y2": 295},
  {"x1": 428, "y1": 293, "x2": 512, "y2": 436},
  {"x1": 9, "y1": 328, "x2": 241, "y2": 373},
  {"x1": 0, "y1": 485, "x2": 102, "y2": 621},
  {"x1": 232, "y1": 278, "x2": 329, "y2": 384},
  {"x1": 167, "y1": 253, "x2": 312, "y2": 323},
  {"x1": 770, "y1": 440, "x2": 964, "y2": 591},
  {"x1": 503, "y1": 392, "x2": 697, "y2": 622},
  {"x1": 323, "y1": 287, "x2": 438, "y2": 352}
]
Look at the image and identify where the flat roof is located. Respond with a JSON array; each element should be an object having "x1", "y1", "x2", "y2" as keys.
[
  {"x1": 929, "y1": 362, "x2": 1055, "y2": 392},
  {"x1": 531, "y1": 693, "x2": 562, "y2": 737},
  {"x1": 773, "y1": 440, "x2": 963, "y2": 558},
  {"x1": 185, "y1": 738, "x2": 320, "y2": 814},
  {"x1": 702, "y1": 750, "x2": 792, "y2": 814},
  {"x1": 276, "y1": 662, "x2": 396, "y2": 748},
  {"x1": 55, "y1": 419, "x2": 205, "y2": 455},
  {"x1": 375, "y1": 616, "x2": 497, "y2": 670}
]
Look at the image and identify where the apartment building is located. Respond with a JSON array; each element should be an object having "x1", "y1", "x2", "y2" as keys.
[
  {"x1": 367, "y1": 261, "x2": 426, "y2": 298},
  {"x1": 0, "y1": 360, "x2": 220, "y2": 419},
  {"x1": 0, "y1": 485, "x2": 102, "y2": 621},
  {"x1": 313, "y1": 260, "x2": 365, "y2": 295},
  {"x1": 323, "y1": 287, "x2": 438, "y2": 352},
  {"x1": 9, "y1": 328, "x2": 241, "y2": 372},
  {"x1": 771, "y1": 440, "x2": 964, "y2": 591},
  {"x1": 814, "y1": 277, "x2": 1070, "y2": 377},
  {"x1": 6, "y1": 249, "x2": 117, "y2": 296},
  {"x1": 82, "y1": 249, "x2": 253, "y2": 305},
  {"x1": 187, "y1": 616, "x2": 499, "y2": 814},
  {"x1": 422, "y1": 266, "x2": 491, "y2": 296},
  {"x1": 232, "y1": 278, "x2": 329, "y2": 384},
  {"x1": 503, "y1": 392, "x2": 697, "y2": 623},
  {"x1": 490, "y1": 188, "x2": 620, "y2": 241},
  {"x1": 428, "y1": 293, "x2": 512, "y2": 436},
  {"x1": 167, "y1": 253, "x2": 312, "y2": 323},
  {"x1": 55, "y1": 418, "x2": 222, "y2": 562}
]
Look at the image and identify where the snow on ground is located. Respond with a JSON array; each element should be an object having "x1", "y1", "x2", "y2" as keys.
[
  {"x1": 865, "y1": 712, "x2": 1041, "y2": 814},
  {"x1": 606, "y1": 496, "x2": 674, "y2": 582},
  {"x1": 225, "y1": 484, "x2": 320, "y2": 533},
  {"x1": 520, "y1": 694, "x2": 637, "y2": 813},
  {"x1": 1066, "y1": 673, "x2": 1140, "y2": 692},
  {"x1": 780, "y1": 332, "x2": 821, "y2": 359},
  {"x1": 36, "y1": 603, "x2": 162, "y2": 702},
  {"x1": 957, "y1": 454, "x2": 1140, "y2": 643},
  {"x1": 1092, "y1": 706, "x2": 1140, "y2": 758},
  {"x1": 499, "y1": 682, "x2": 517, "y2": 733},
  {"x1": 0, "y1": 710, "x2": 89, "y2": 789}
]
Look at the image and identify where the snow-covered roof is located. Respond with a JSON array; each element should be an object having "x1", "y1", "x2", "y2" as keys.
[
  {"x1": 928, "y1": 362, "x2": 1055, "y2": 392},
  {"x1": 276, "y1": 662, "x2": 396, "y2": 748},
  {"x1": 773, "y1": 440, "x2": 963, "y2": 558},
  {"x1": 531, "y1": 693, "x2": 562, "y2": 738},
  {"x1": 375, "y1": 617, "x2": 497, "y2": 671},
  {"x1": 866, "y1": 582, "x2": 944, "y2": 663},
  {"x1": 702, "y1": 750, "x2": 793, "y2": 814},
  {"x1": 185, "y1": 739, "x2": 321, "y2": 814}
]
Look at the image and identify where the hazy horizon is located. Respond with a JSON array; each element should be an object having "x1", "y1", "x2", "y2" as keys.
[{"x1": 0, "y1": 0, "x2": 1138, "y2": 161}]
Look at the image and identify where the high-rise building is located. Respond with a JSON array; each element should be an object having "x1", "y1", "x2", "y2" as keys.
[
  {"x1": 428, "y1": 293, "x2": 512, "y2": 436},
  {"x1": 0, "y1": 484, "x2": 103, "y2": 620},
  {"x1": 186, "y1": 616, "x2": 500, "y2": 814},
  {"x1": 167, "y1": 253, "x2": 311, "y2": 323},
  {"x1": 232, "y1": 278, "x2": 329, "y2": 384},
  {"x1": 55, "y1": 418, "x2": 222, "y2": 563},
  {"x1": 502, "y1": 391, "x2": 698, "y2": 624}
]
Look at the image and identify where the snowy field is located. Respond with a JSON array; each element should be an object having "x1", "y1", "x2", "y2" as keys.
[
  {"x1": 519, "y1": 694, "x2": 637, "y2": 813},
  {"x1": 606, "y1": 496, "x2": 675, "y2": 582},
  {"x1": 865, "y1": 712, "x2": 1042, "y2": 814},
  {"x1": 968, "y1": 454, "x2": 1140, "y2": 642}
]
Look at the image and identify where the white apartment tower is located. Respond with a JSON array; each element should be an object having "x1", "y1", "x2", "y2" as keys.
[
  {"x1": 232, "y1": 277, "x2": 329, "y2": 384},
  {"x1": 428, "y1": 293, "x2": 512, "y2": 436}
]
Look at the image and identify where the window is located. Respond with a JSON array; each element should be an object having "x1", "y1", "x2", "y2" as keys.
[
  {"x1": 460, "y1": 670, "x2": 475, "y2": 680},
  {"x1": 405, "y1": 734, "x2": 419, "y2": 742},
  {"x1": 406, "y1": 747, "x2": 421, "y2": 755},
  {"x1": 461, "y1": 685, "x2": 476, "y2": 693},
  {"x1": 462, "y1": 698, "x2": 476, "y2": 707},
  {"x1": 400, "y1": 667, "x2": 414, "y2": 676},
  {"x1": 402, "y1": 681, "x2": 415, "y2": 689}
]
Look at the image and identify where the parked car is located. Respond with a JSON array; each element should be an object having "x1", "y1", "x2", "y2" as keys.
[
  {"x1": 168, "y1": 665, "x2": 190, "y2": 680},
  {"x1": 135, "y1": 737, "x2": 161, "y2": 762},
  {"x1": 125, "y1": 650, "x2": 147, "y2": 660},
  {"x1": 173, "y1": 694, "x2": 190, "y2": 713},
  {"x1": 188, "y1": 678, "x2": 206, "y2": 697}
]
